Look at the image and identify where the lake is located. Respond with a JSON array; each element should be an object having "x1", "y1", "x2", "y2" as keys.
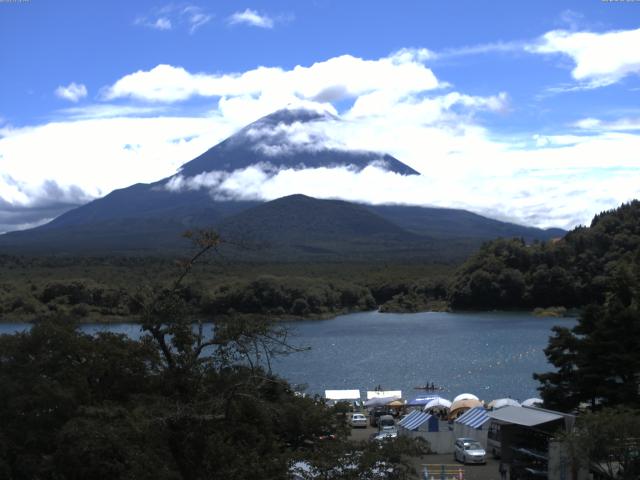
[{"x1": 0, "y1": 310, "x2": 574, "y2": 403}]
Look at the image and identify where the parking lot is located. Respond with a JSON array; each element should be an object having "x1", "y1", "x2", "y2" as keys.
[{"x1": 348, "y1": 424, "x2": 502, "y2": 480}]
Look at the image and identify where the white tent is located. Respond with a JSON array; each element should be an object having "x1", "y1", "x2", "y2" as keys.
[
  {"x1": 453, "y1": 393, "x2": 479, "y2": 402},
  {"x1": 367, "y1": 390, "x2": 402, "y2": 400},
  {"x1": 423, "y1": 397, "x2": 452, "y2": 410},
  {"x1": 450, "y1": 398, "x2": 484, "y2": 419},
  {"x1": 324, "y1": 390, "x2": 361, "y2": 401},
  {"x1": 488, "y1": 398, "x2": 521, "y2": 410},
  {"x1": 363, "y1": 396, "x2": 401, "y2": 408}
]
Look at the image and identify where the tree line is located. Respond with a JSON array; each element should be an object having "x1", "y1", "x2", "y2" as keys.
[
  {"x1": 0, "y1": 261, "x2": 451, "y2": 322},
  {"x1": 449, "y1": 200, "x2": 640, "y2": 310},
  {"x1": 527, "y1": 204, "x2": 640, "y2": 479}
]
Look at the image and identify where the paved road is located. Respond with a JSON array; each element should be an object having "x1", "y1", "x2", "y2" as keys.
[{"x1": 348, "y1": 424, "x2": 501, "y2": 480}]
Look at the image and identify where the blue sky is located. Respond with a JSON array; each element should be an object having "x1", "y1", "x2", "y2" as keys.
[{"x1": 1, "y1": 0, "x2": 640, "y2": 232}]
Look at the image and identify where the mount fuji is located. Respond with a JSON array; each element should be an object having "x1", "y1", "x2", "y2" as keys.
[{"x1": 0, "y1": 108, "x2": 564, "y2": 258}]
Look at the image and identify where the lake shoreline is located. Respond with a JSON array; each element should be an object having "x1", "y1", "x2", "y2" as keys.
[{"x1": 0, "y1": 304, "x2": 581, "y2": 325}]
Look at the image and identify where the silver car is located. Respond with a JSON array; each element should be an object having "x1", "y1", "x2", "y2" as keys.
[
  {"x1": 453, "y1": 438, "x2": 486, "y2": 464},
  {"x1": 374, "y1": 430, "x2": 398, "y2": 441},
  {"x1": 349, "y1": 413, "x2": 368, "y2": 428}
]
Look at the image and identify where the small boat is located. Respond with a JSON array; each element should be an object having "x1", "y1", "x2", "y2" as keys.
[{"x1": 414, "y1": 385, "x2": 443, "y2": 391}]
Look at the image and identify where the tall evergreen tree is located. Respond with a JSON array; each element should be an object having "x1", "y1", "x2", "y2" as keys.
[{"x1": 534, "y1": 259, "x2": 640, "y2": 411}]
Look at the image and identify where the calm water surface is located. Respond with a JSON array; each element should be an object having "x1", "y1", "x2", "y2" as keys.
[
  {"x1": 0, "y1": 311, "x2": 574, "y2": 402},
  {"x1": 274, "y1": 311, "x2": 575, "y2": 402}
]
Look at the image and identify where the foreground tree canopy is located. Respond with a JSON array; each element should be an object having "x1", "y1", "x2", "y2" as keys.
[
  {"x1": 0, "y1": 231, "x2": 426, "y2": 479},
  {"x1": 561, "y1": 408, "x2": 640, "y2": 480}
]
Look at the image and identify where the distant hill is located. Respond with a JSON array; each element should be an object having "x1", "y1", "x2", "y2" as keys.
[
  {"x1": 215, "y1": 194, "x2": 429, "y2": 260},
  {"x1": 0, "y1": 108, "x2": 564, "y2": 259},
  {"x1": 366, "y1": 204, "x2": 564, "y2": 242}
]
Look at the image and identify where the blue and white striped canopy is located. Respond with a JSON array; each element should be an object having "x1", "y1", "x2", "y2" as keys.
[
  {"x1": 398, "y1": 410, "x2": 433, "y2": 431},
  {"x1": 455, "y1": 407, "x2": 489, "y2": 429}
]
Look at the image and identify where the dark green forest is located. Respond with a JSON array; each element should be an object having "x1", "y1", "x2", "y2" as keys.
[
  {"x1": 0, "y1": 233, "x2": 427, "y2": 479},
  {"x1": 0, "y1": 253, "x2": 453, "y2": 322},
  {"x1": 3, "y1": 201, "x2": 640, "y2": 326},
  {"x1": 449, "y1": 200, "x2": 640, "y2": 311},
  {"x1": 3, "y1": 202, "x2": 640, "y2": 324}
]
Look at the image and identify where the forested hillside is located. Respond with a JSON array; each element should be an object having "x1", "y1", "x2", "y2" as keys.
[{"x1": 449, "y1": 201, "x2": 640, "y2": 310}]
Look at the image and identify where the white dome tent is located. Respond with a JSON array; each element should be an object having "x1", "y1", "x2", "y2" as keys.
[
  {"x1": 453, "y1": 393, "x2": 479, "y2": 403},
  {"x1": 522, "y1": 398, "x2": 543, "y2": 407},
  {"x1": 423, "y1": 397, "x2": 452, "y2": 411},
  {"x1": 488, "y1": 398, "x2": 521, "y2": 410}
]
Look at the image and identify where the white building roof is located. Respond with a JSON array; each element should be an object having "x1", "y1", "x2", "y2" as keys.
[
  {"x1": 367, "y1": 390, "x2": 402, "y2": 400},
  {"x1": 324, "y1": 390, "x2": 361, "y2": 401},
  {"x1": 487, "y1": 406, "x2": 564, "y2": 427}
]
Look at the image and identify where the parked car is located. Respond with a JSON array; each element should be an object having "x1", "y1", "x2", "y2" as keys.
[
  {"x1": 379, "y1": 425, "x2": 397, "y2": 435},
  {"x1": 350, "y1": 413, "x2": 368, "y2": 428},
  {"x1": 373, "y1": 429, "x2": 398, "y2": 441},
  {"x1": 453, "y1": 438, "x2": 486, "y2": 464}
]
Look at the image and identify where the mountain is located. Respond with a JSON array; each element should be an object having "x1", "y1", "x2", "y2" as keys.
[
  {"x1": 180, "y1": 108, "x2": 418, "y2": 176},
  {"x1": 0, "y1": 108, "x2": 564, "y2": 257},
  {"x1": 215, "y1": 194, "x2": 432, "y2": 260}
]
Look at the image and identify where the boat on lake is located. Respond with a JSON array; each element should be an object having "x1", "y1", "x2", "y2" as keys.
[{"x1": 414, "y1": 384, "x2": 444, "y2": 391}]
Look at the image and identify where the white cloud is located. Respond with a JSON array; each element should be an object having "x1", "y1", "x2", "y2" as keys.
[
  {"x1": 228, "y1": 8, "x2": 274, "y2": 29},
  {"x1": 54, "y1": 82, "x2": 88, "y2": 102},
  {"x1": 135, "y1": 5, "x2": 211, "y2": 34},
  {"x1": 528, "y1": 27, "x2": 640, "y2": 87},
  {"x1": 434, "y1": 41, "x2": 525, "y2": 59},
  {"x1": 57, "y1": 104, "x2": 169, "y2": 120},
  {"x1": 103, "y1": 51, "x2": 441, "y2": 106},
  {"x1": 162, "y1": 148, "x2": 640, "y2": 230},
  {"x1": 0, "y1": 115, "x2": 236, "y2": 218},
  {"x1": 3, "y1": 51, "x2": 640, "y2": 233},
  {"x1": 152, "y1": 17, "x2": 172, "y2": 30},
  {"x1": 574, "y1": 116, "x2": 640, "y2": 132},
  {"x1": 182, "y1": 5, "x2": 212, "y2": 34},
  {"x1": 430, "y1": 26, "x2": 640, "y2": 90}
]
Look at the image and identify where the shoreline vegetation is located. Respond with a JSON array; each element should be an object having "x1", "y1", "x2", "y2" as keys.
[
  {"x1": 0, "y1": 254, "x2": 569, "y2": 324},
  {"x1": 0, "y1": 256, "x2": 454, "y2": 324},
  {"x1": 1, "y1": 201, "x2": 639, "y2": 324}
]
